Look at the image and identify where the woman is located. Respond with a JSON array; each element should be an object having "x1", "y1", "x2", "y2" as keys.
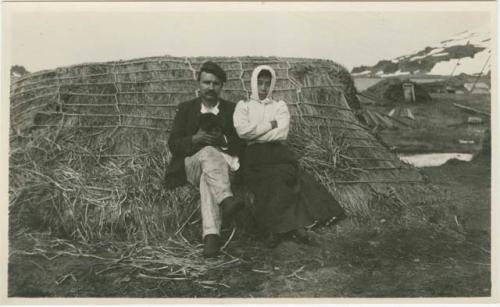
[{"x1": 233, "y1": 65, "x2": 345, "y2": 244}]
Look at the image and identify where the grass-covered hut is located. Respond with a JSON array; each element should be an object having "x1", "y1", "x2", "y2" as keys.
[
  {"x1": 362, "y1": 77, "x2": 432, "y2": 104},
  {"x1": 9, "y1": 56, "x2": 436, "y2": 242}
]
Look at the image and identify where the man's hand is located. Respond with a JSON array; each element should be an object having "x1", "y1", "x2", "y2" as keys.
[
  {"x1": 270, "y1": 120, "x2": 278, "y2": 129},
  {"x1": 192, "y1": 129, "x2": 222, "y2": 146}
]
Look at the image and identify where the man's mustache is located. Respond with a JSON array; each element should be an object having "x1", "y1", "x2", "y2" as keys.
[{"x1": 205, "y1": 90, "x2": 216, "y2": 96}]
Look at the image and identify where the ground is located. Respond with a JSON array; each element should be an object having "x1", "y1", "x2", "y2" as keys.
[
  {"x1": 370, "y1": 93, "x2": 490, "y2": 153},
  {"x1": 8, "y1": 93, "x2": 492, "y2": 298}
]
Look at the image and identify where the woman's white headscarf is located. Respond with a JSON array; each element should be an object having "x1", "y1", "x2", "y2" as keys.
[{"x1": 250, "y1": 65, "x2": 277, "y2": 104}]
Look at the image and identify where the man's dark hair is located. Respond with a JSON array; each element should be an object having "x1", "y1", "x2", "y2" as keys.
[
  {"x1": 258, "y1": 69, "x2": 273, "y2": 79},
  {"x1": 197, "y1": 61, "x2": 227, "y2": 83}
]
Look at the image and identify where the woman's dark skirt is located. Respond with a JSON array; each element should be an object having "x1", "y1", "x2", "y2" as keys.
[{"x1": 243, "y1": 142, "x2": 345, "y2": 234}]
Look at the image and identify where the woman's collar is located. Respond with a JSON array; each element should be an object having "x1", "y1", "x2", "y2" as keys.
[{"x1": 250, "y1": 96, "x2": 273, "y2": 105}]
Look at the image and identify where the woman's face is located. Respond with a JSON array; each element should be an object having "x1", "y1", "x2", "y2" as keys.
[{"x1": 257, "y1": 74, "x2": 272, "y2": 100}]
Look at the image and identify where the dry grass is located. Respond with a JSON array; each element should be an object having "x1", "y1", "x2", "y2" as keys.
[
  {"x1": 9, "y1": 128, "x2": 200, "y2": 243},
  {"x1": 10, "y1": 232, "x2": 241, "y2": 286}
]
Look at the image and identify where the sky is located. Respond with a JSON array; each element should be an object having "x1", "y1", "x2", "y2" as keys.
[{"x1": 3, "y1": 2, "x2": 493, "y2": 73}]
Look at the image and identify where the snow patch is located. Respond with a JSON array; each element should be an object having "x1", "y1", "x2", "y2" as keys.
[
  {"x1": 440, "y1": 29, "x2": 490, "y2": 48},
  {"x1": 429, "y1": 49, "x2": 491, "y2": 75},
  {"x1": 431, "y1": 52, "x2": 449, "y2": 57},
  {"x1": 352, "y1": 27, "x2": 490, "y2": 77},
  {"x1": 381, "y1": 70, "x2": 411, "y2": 77},
  {"x1": 409, "y1": 55, "x2": 426, "y2": 61},
  {"x1": 352, "y1": 70, "x2": 372, "y2": 76},
  {"x1": 427, "y1": 48, "x2": 445, "y2": 55}
]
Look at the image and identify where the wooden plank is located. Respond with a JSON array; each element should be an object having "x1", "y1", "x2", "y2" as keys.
[
  {"x1": 373, "y1": 111, "x2": 394, "y2": 128},
  {"x1": 453, "y1": 103, "x2": 490, "y2": 116},
  {"x1": 380, "y1": 111, "x2": 411, "y2": 127}
]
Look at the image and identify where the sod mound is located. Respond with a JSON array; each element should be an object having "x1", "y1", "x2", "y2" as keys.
[{"x1": 363, "y1": 77, "x2": 432, "y2": 104}]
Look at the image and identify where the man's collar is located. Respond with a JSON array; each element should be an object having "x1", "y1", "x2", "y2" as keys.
[{"x1": 200, "y1": 100, "x2": 220, "y2": 115}]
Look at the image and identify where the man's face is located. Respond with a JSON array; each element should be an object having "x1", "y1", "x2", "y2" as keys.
[
  {"x1": 199, "y1": 71, "x2": 223, "y2": 104},
  {"x1": 257, "y1": 75, "x2": 272, "y2": 100}
]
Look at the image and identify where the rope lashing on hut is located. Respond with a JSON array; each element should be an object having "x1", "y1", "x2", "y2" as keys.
[
  {"x1": 12, "y1": 93, "x2": 58, "y2": 109},
  {"x1": 283, "y1": 59, "x2": 304, "y2": 117},
  {"x1": 34, "y1": 111, "x2": 174, "y2": 121},
  {"x1": 31, "y1": 124, "x2": 169, "y2": 131},
  {"x1": 10, "y1": 84, "x2": 59, "y2": 98},
  {"x1": 237, "y1": 58, "x2": 249, "y2": 100},
  {"x1": 185, "y1": 57, "x2": 198, "y2": 82},
  {"x1": 335, "y1": 179, "x2": 424, "y2": 184}
]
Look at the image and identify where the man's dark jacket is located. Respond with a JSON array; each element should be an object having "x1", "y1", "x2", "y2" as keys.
[{"x1": 164, "y1": 97, "x2": 245, "y2": 189}]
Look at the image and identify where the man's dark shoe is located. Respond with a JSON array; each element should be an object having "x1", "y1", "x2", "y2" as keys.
[
  {"x1": 220, "y1": 196, "x2": 244, "y2": 222},
  {"x1": 203, "y1": 234, "x2": 221, "y2": 258}
]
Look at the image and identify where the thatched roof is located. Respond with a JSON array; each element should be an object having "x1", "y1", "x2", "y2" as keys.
[{"x1": 9, "y1": 56, "x2": 435, "y2": 242}]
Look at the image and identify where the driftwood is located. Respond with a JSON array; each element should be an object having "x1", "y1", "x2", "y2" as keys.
[{"x1": 453, "y1": 103, "x2": 490, "y2": 116}]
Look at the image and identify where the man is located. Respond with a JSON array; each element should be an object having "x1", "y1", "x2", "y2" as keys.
[{"x1": 165, "y1": 61, "x2": 245, "y2": 257}]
